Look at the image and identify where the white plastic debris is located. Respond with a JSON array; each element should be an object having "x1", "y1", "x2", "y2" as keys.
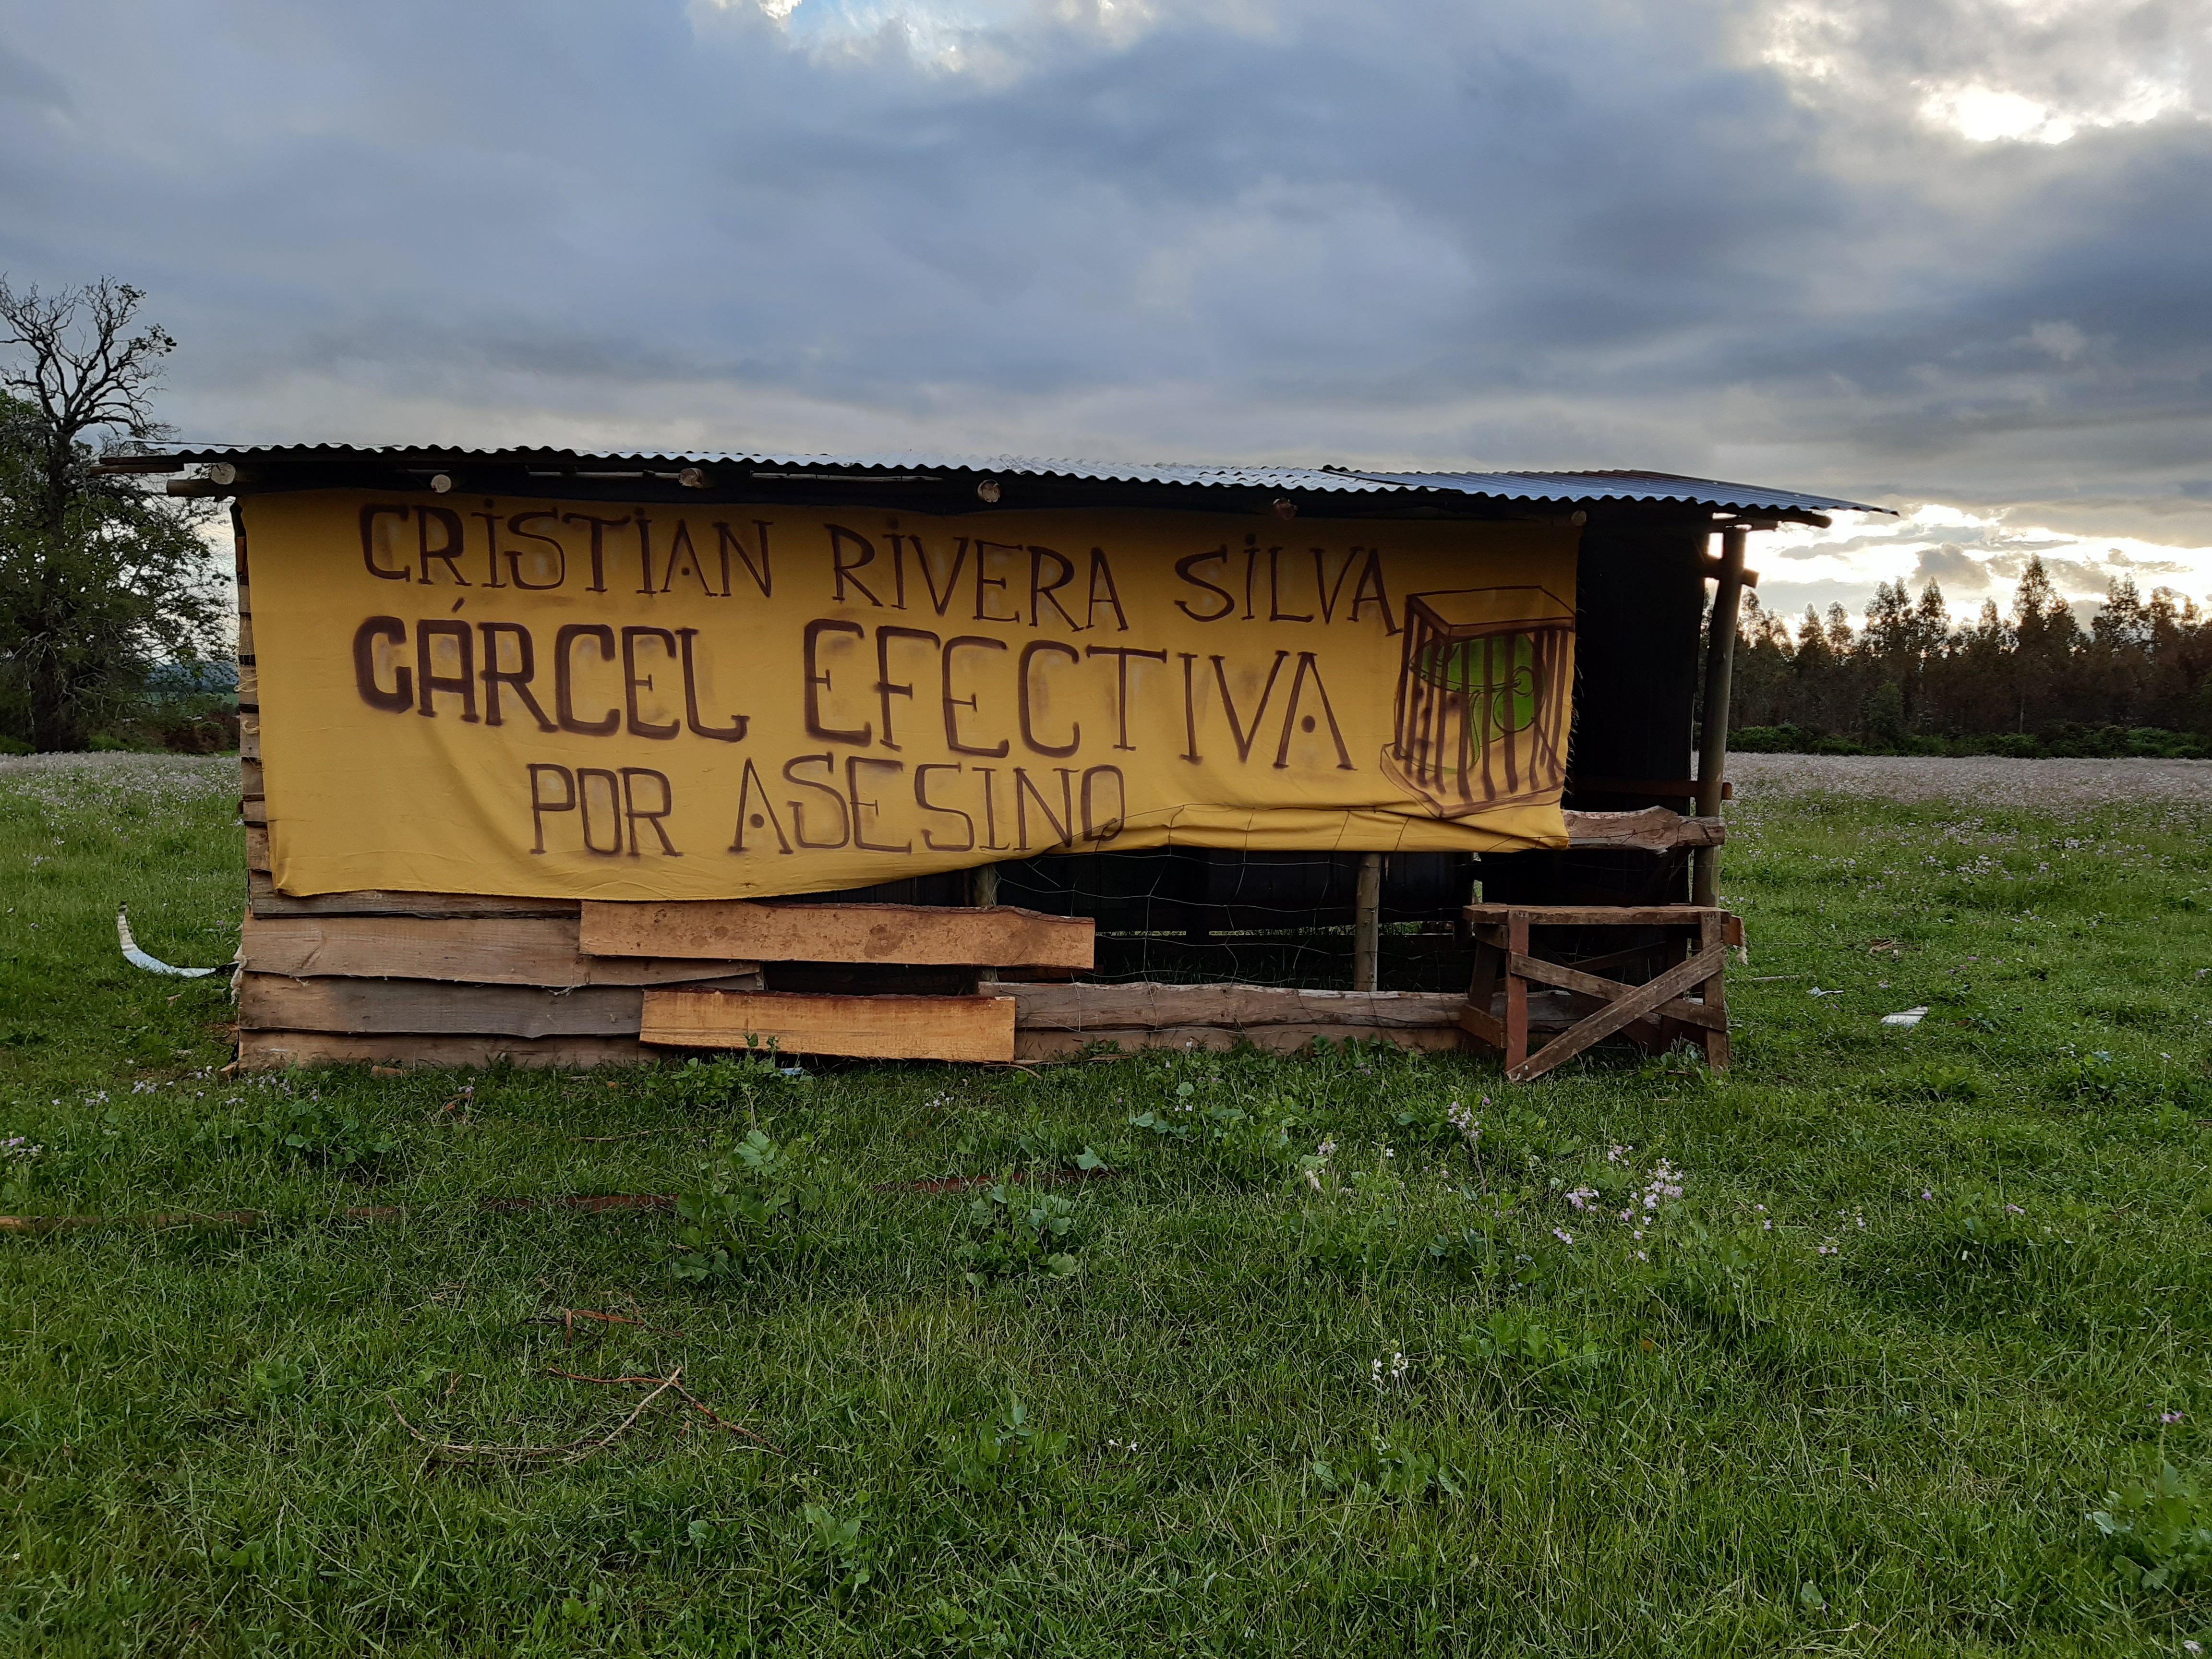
[
  {"x1": 1880, "y1": 1006, "x2": 1930, "y2": 1028},
  {"x1": 1807, "y1": 986, "x2": 1847, "y2": 998},
  {"x1": 116, "y1": 905, "x2": 222, "y2": 978}
]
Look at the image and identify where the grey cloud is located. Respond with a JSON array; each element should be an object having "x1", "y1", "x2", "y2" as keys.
[
  {"x1": 0, "y1": 0, "x2": 2205, "y2": 547},
  {"x1": 1911, "y1": 544, "x2": 1992, "y2": 590}
]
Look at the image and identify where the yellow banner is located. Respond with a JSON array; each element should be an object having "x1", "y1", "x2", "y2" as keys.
[{"x1": 245, "y1": 493, "x2": 1577, "y2": 900}]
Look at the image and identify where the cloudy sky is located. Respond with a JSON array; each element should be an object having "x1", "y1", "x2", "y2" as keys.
[{"x1": 2, "y1": 0, "x2": 2208, "y2": 625}]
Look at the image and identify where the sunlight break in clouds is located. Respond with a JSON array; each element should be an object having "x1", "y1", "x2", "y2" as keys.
[
  {"x1": 1756, "y1": 503, "x2": 2212, "y2": 632},
  {"x1": 1757, "y1": 0, "x2": 2207, "y2": 144}
]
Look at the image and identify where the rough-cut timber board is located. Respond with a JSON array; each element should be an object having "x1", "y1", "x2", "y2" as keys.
[
  {"x1": 641, "y1": 988, "x2": 1016, "y2": 1062},
  {"x1": 1008, "y1": 983, "x2": 1466, "y2": 1032},
  {"x1": 238, "y1": 973, "x2": 755, "y2": 1037},
  {"x1": 239, "y1": 1030, "x2": 650, "y2": 1072},
  {"x1": 247, "y1": 872, "x2": 581, "y2": 921},
  {"x1": 1561, "y1": 807, "x2": 1724, "y2": 851},
  {"x1": 1014, "y1": 1023, "x2": 1465, "y2": 1060},
  {"x1": 241, "y1": 914, "x2": 759, "y2": 988},
  {"x1": 246, "y1": 824, "x2": 270, "y2": 873},
  {"x1": 583, "y1": 900, "x2": 1094, "y2": 969}
]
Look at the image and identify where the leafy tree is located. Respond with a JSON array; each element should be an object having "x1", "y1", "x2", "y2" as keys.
[{"x1": 0, "y1": 277, "x2": 226, "y2": 750}]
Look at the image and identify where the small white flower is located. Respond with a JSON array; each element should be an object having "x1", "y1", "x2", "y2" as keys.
[{"x1": 1552, "y1": 1227, "x2": 1574, "y2": 1245}]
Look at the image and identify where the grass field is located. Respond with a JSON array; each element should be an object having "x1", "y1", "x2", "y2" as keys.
[{"x1": 4, "y1": 753, "x2": 2212, "y2": 1656}]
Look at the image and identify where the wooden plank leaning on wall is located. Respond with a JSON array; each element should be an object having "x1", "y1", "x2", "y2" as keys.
[{"x1": 641, "y1": 988, "x2": 1018, "y2": 1063}]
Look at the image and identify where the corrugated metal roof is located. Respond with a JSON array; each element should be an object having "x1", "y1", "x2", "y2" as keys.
[
  {"x1": 1351, "y1": 470, "x2": 1887, "y2": 515},
  {"x1": 111, "y1": 443, "x2": 1891, "y2": 513},
  {"x1": 130, "y1": 443, "x2": 1403, "y2": 493}
]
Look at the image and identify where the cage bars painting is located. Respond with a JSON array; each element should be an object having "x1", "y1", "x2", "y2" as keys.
[{"x1": 1382, "y1": 587, "x2": 1575, "y2": 817}]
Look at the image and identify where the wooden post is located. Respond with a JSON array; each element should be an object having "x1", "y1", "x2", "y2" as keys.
[
  {"x1": 1353, "y1": 852, "x2": 1382, "y2": 991},
  {"x1": 1503, "y1": 912, "x2": 1529, "y2": 1073},
  {"x1": 1692, "y1": 526, "x2": 1746, "y2": 907},
  {"x1": 970, "y1": 863, "x2": 1000, "y2": 986}
]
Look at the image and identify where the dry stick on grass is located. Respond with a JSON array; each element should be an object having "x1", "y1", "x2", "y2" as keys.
[
  {"x1": 518, "y1": 1308, "x2": 673, "y2": 1346},
  {"x1": 387, "y1": 1367, "x2": 685, "y2": 1467},
  {"x1": 547, "y1": 1367, "x2": 788, "y2": 1456}
]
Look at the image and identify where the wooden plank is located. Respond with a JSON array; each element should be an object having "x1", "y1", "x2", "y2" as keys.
[
  {"x1": 1505, "y1": 913, "x2": 1529, "y2": 1073},
  {"x1": 640, "y1": 988, "x2": 1015, "y2": 1062},
  {"x1": 237, "y1": 659, "x2": 258, "y2": 708},
  {"x1": 1465, "y1": 904, "x2": 1726, "y2": 928},
  {"x1": 246, "y1": 823, "x2": 270, "y2": 872},
  {"x1": 1562, "y1": 808, "x2": 1724, "y2": 851},
  {"x1": 1014, "y1": 1023, "x2": 1464, "y2": 1060},
  {"x1": 238, "y1": 973, "x2": 760, "y2": 1037},
  {"x1": 247, "y1": 872, "x2": 581, "y2": 920},
  {"x1": 1007, "y1": 983, "x2": 1465, "y2": 1032},
  {"x1": 1699, "y1": 913, "x2": 1731, "y2": 1070},
  {"x1": 243, "y1": 796, "x2": 268, "y2": 825},
  {"x1": 1509, "y1": 948, "x2": 1719, "y2": 1083},
  {"x1": 239, "y1": 710, "x2": 260, "y2": 760},
  {"x1": 238, "y1": 1030, "x2": 650, "y2": 1072},
  {"x1": 241, "y1": 914, "x2": 759, "y2": 987},
  {"x1": 1506, "y1": 953, "x2": 1725, "y2": 1031},
  {"x1": 1456, "y1": 1003, "x2": 1506, "y2": 1050},
  {"x1": 581, "y1": 900, "x2": 1094, "y2": 969},
  {"x1": 240, "y1": 757, "x2": 263, "y2": 798},
  {"x1": 240, "y1": 974, "x2": 651, "y2": 1037}
]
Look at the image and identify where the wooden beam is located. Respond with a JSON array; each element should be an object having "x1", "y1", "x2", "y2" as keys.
[
  {"x1": 1007, "y1": 982, "x2": 1465, "y2": 1032},
  {"x1": 246, "y1": 823, "x2": 270, "y2": 873},
  {"x1": 238, "y1": 1030, "x2": 650, "y2": 1072},
  {"x1": 1562, "y1": 807, "x2": 1724, "y2": 851},
  {"x1": 1694, "y1": 525, "x2": 1747, "y2": 907},
  {"x1": 1014, "y1": 1023, "x2": 1464, "y2": 1060},
  {"x1": 241, "y1": 914, "x2": 758, "y2": 987},
  {"x1": 238, "y1": 973, "x2": 745, "y2": 1037},
  {"x1": 247, "y1": 872, "x2": 580, "y2": 920},
  {"x1": 1353, "y1": 852, "x2": 1382, "y2": 992},
  {"x1": 1455, "y1": 1003, "x2": 1507, "y2": 1049},
  {"x1": 580, "y1": 899, "x2": 1093, "y2": 969},
  {"x1": 640, "y1": 988, "x2": 1015, "y2": 1062}
]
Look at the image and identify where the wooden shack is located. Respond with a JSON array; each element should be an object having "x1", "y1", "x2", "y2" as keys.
[{"x1": 105, "y1": 447, "x2": 1878, "y2": 1079}]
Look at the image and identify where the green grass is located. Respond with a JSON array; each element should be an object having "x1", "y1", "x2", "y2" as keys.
[{"x1": 4, "y1": 755, "x2": 2212, "y2": 1655}]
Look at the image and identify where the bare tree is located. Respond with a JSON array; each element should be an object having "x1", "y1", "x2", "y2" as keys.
[{"x1": 0, "y1": 277, "x2": 221, "y2": 750}]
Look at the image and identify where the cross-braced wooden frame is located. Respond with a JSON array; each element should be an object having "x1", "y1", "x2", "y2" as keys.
[{"x1": 1456, "y1": 904, "x2": 1739, "y2": 1082}]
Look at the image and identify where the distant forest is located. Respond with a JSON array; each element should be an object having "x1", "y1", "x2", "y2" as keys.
[{"x1": 1723, "y1": 554, "x2": 2212, "y2": 757}]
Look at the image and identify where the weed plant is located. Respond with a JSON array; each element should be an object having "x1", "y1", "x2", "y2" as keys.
[{"x1": 3, "y1": 757, "x2": 2212, "y2": 1653}]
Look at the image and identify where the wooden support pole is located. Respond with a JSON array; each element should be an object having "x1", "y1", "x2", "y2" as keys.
[
  {"x1": 970, "y1": 863, "x2": 1000, "y2": 985},
  {"x1": 1693, "y1": 526, "x2": 1746, "y2": 907},
  {"x1": 1353, "y1": 851, "x2": 1382, "y2": 992}
]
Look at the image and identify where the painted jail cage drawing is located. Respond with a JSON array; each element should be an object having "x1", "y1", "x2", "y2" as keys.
[{"x1": 1382, "y1": 586, "x2": 1575, "y2": 817}]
